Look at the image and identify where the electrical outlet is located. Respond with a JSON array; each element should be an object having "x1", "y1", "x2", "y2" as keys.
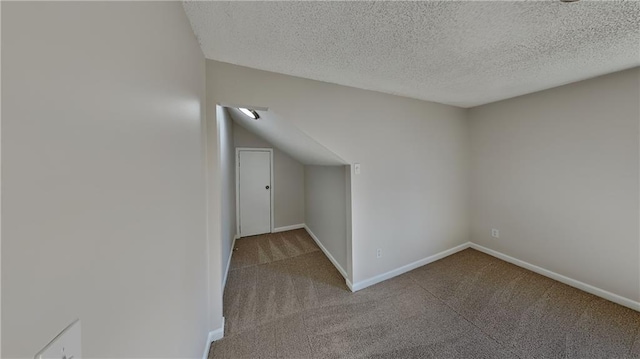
[
  {"x1": 491, "y1": 229, "x2": 500, "y2": 238},
  {"x1": 376, "y1": 248, "x2": 382, "y2": 258},
  {"x1": 35, "y1": 319, "x2": 81, "y2": 359}
]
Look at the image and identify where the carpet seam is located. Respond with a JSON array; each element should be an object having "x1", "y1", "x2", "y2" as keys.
[
  {"x1": 300, "y1": 309, "x2": 317, "y2": 359},
  {"x1": 407, "y1": 264, "x2": 525, "y2": 359},
  {"x1": 426, "y1": 287, "x2": 525, "y2": 359},
  {"x1": 228, "y1": 248, "x2": 321, "y2": 272},
  {"x1": 629, "y1": 323, "x2": 640, "y2": 357}
]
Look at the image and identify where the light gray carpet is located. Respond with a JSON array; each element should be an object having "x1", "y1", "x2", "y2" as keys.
[{"x1": 209, "y1": 229, "x2": 640, "y2": 358}]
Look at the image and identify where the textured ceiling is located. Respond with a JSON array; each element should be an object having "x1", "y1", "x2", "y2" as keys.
[
  {"x1": 184, "y1": 1, "x2": 640, "y2": 108},
  {"x1": 227, "y1": 107, "x2": 346, "y2": 166}
]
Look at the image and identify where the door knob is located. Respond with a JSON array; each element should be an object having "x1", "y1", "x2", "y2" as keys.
[{"x1": 265, "y1": 185, "x2": 270, "y2": 190}]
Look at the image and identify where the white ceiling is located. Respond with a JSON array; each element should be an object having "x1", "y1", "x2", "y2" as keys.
[
  {"x1": 184, "y1": 1, "x2": 639, "y2": 108},
  {"x1": 227, "y1": 107, "x2": 346, "y2": 166}
]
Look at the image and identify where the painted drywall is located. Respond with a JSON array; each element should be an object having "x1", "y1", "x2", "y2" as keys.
[
  {"x1": 469, "y1": 68, "x2": 640, "y2": 303},
  {"x1": 2, "y1": 2, "x2": 208, "y2": 358},
  {"x1": 0, "y1": 2, "x2": 3, "y2": 355},
  {"x1": 344, "y1": 165, "x2": 353, "y2": 283},
  {"x1": 218, "y1": 107, "x2": 236, "y2": 286},
  {"x1": 305, "y1": 166, "x2": 349, "y2": 276},
  {"x1": 233, "y1": 121, "x2": 305, "y2": 229},
  {"x1": 206, "y1": 60, "x2": 470, "y2": 287},
  {"x1": 204, "y1": 79, "x2": 223, "y2": 336}
]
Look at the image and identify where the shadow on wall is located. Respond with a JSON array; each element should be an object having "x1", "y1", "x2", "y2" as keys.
[{"x1": 226, "y1": 107, "x2": 347, "y2": 166}]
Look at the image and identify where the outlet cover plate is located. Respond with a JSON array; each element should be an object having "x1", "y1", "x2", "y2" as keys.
[{"x1": 35, "y1": 319, "x2": 81, "y2": 359}]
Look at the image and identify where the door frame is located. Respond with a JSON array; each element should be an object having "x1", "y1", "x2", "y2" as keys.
[{"x1": 235, "y1": 147, "x2": 274, "y2": 237}]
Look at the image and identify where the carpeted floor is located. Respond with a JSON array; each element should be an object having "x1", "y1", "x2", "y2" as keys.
[{"x1": 209, "y1": 229, "x2": 640, "y2": 358}]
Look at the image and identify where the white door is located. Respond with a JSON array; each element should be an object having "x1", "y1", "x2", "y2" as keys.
[{"x1": 238, "y1": 150, "x2": 272, "y2": 237}]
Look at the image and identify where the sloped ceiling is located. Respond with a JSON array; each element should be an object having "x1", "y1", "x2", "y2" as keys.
[
  {"x1": 227, "y1": 107, "x2": 346, "y2": 166},
  {"x1": 184, "y1": 1, "x2": 639, "y2": 108}
]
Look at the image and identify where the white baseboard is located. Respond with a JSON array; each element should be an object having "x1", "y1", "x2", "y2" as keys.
[
  {"x1": 345, "y1": 278, "x2": 355, "y2": 292},
  {"x1": 469, "y1": 243, "x2": 640, "y2": 312},
  {"x1": 273, "y1": 223, "x2": 305, "y2": 233},
  {"x1": 349, "y1": 242, "x2": 472, "y2": 292},
  {"x1": 222, "y1": 235, "x2": 238, "y2": 293},
  {"x1": 303, "y1": 225, "x2": 349, "y2": 280},
  {"x1": 202, "y1": 317, "x2": 225, "y2": 359}
]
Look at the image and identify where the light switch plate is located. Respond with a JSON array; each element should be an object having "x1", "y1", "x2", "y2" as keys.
[
  {"x1": 35, "y1": 319, "x2": 81, "y2": 359},
  {"x1": 354, "y1": 163, "x2": 361, "y2": 174}
]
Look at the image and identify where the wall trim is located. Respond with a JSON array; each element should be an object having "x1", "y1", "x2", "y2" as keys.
[
  {"x1": 349, "y1": 242, "x2": 472, "y2": 292},
  {"x1": 202, "y1": 317, "x2": 225, "y2": 359},
  {"x1": 273, "y1": 223, "x2": 305, "y2": 233},
  {"x1": 345, "y1": 278, "x2": 355, "y2": 292},
  {"x1": 469, "y1": 243, "x2": 640, "y2": 312},
  {"x1": 222, "y1": 235, "x2": 238, "y2": 293},
  {"x1": 304, "y1": 225, "x2": 349, "y2": 280}
]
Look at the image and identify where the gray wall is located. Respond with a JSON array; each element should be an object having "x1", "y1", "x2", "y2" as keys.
[
  {"x1": 469, "y1": 68, "x2": 640, "y2": 302},
  {"x1": 218, "y1": 107, "x2": 236, "y2": 285},
  {"x1": 234, "y1": 122, "x2": 305, "y2": 229},
  {"x1": 207, "y1": 60, "x2": 470, "y2": 286},
  {"x1": 304, "y1": 166, "x2": 349, "y2": 276},
  {"x1": 2, "y1": 2, "x2": 208, "y2": 357}
]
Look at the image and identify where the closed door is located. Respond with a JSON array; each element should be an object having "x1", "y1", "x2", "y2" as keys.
[{"x1": 238, "y1": 150, "x2": 272, "y2": 237}]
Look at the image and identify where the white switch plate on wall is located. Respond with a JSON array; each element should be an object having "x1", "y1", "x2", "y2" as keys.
[
  {"x1": 35, "y1": 319, "x2": 81, "y2": 359},
  {"x1": 354, "y1": 163, "x2": 361, "y2": 174}
]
